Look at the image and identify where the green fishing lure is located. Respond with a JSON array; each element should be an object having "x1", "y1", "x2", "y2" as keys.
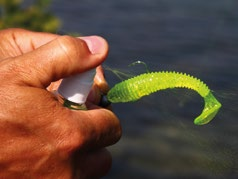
[{"x1": 107, "y1": 71, "x2": 221, "y2": 125}]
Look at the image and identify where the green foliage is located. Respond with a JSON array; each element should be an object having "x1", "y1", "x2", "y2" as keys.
[{"x1": 0, "y1": 0, "x2": 61, "y2": 32}]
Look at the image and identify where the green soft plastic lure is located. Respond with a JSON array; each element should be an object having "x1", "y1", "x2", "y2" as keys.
[{"x1": 107, "y1": 71, "x2": 221, "y2": 125}]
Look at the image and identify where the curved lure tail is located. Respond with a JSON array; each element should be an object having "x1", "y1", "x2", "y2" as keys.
[
  {"x1": 107, "y1": 72, "x2": 222, "y2": 125},
  {"x1": 194, "y1": 92, "x2": 221, "y2": 125}
]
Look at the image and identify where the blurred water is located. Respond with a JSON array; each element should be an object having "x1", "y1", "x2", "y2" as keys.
[{"x1": 49, "y1": 0, "x2": 238, "y2": 178}]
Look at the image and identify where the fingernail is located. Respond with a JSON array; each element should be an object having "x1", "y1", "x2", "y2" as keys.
[{"x1": 79, "y1": 36, "x2": 107, "y2": 54}]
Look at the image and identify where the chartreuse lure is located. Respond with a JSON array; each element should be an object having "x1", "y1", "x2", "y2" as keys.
[{"x1": 107, "y1": 71, "x2": 221, "y2": 125}]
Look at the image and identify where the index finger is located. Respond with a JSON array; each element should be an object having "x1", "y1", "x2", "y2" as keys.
[
  {"x1": 0, "y1": 28, "x2": 59, "y2": 57},
  {"x1": 72, "y1": 108, "x2": 122, "y2": 150}
]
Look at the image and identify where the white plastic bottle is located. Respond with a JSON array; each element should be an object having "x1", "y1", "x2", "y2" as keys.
[{"x1": 56, "y1": 69, "x2": 95, "y2": 110}]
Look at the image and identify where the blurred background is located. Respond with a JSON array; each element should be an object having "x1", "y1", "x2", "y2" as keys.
[{"x1": 1, "y1": 0, "x2": 238, "y2": 178}]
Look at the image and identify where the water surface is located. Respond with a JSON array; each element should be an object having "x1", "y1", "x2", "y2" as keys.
[{"x1": 50, "y1": 0, "x2": 238, "y2": 178}]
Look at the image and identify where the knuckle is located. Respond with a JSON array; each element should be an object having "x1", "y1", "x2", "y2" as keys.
[
  {"x1": 55, "y1": 110, "x2": 122, "y2": 154},
  {"x1": 55, "y1": 114, "x2": 86, "y2": 155},
  {"x1": 56, "y1": 35, "x2": 89, "y2": 61},
  {"x1": 0, "y1": 59, "x2": 22, "y2": 83},
  {"x1": 60, "y1": 129, "x2": 83, "y2": 153}
]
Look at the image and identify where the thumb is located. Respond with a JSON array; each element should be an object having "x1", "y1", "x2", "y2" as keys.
[{"x1": 8, "y1": 35, "x2": 108, "y2": 88}]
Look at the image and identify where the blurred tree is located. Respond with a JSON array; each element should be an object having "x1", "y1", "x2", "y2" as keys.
[{"x1": 0, "y1": 0, "x2": 61, "y2": 32}]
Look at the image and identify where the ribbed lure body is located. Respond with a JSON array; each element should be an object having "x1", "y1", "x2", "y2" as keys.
[{"x1": 107, "y1": 71, "x2": 221, "y2": 125}]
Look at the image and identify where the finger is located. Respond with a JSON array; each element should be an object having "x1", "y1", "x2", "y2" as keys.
[
  {"x1": 95, "y1": 66, "x2": 110, "y2": 94},
  {"x1": 71, "y1": 108, "x2": 121, "y2": 150},
  {"x1": 47, "y1": 79, "x2": 62, "y2": 91},
  {"x1": 74, "y1": 148, "x2": 112, "y2": 178},
  {"x1": 0, "y1": 28, "x2": 58, "y2": 58},
  {"x1": 0, "y1": 84, "x2": 120, "y2": 160},
  {"x1": 93, "y1": 66, "x2": 112, "y2": 108},
  {"x1": 5, "y1": 35, "x2": 108, "y2": 88},
  {"x1": 87, "y1": 66, "x2": 110, "y2": 105}
]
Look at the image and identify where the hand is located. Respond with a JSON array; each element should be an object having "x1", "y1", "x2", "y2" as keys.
[{"x1": 0, "y1": 28, "x2": 121, "y2": 178}]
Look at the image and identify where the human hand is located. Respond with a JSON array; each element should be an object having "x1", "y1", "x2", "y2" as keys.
[{"x1": 0, "y1": 28, "x2": 121, "y2": 178}]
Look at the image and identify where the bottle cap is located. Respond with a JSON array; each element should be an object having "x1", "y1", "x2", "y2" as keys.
[{"x1": 57, "y1": 69, "x2": 95, "y2": 104}]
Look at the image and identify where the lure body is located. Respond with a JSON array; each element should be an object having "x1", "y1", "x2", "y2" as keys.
[{"x1": 107, "y1": 71, "x2": 221, "y2": 125}]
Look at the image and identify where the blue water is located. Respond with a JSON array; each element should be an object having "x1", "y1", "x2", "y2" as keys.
[{"x1": 50, "y1": 0, "x2": 238, "y2": 178}]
